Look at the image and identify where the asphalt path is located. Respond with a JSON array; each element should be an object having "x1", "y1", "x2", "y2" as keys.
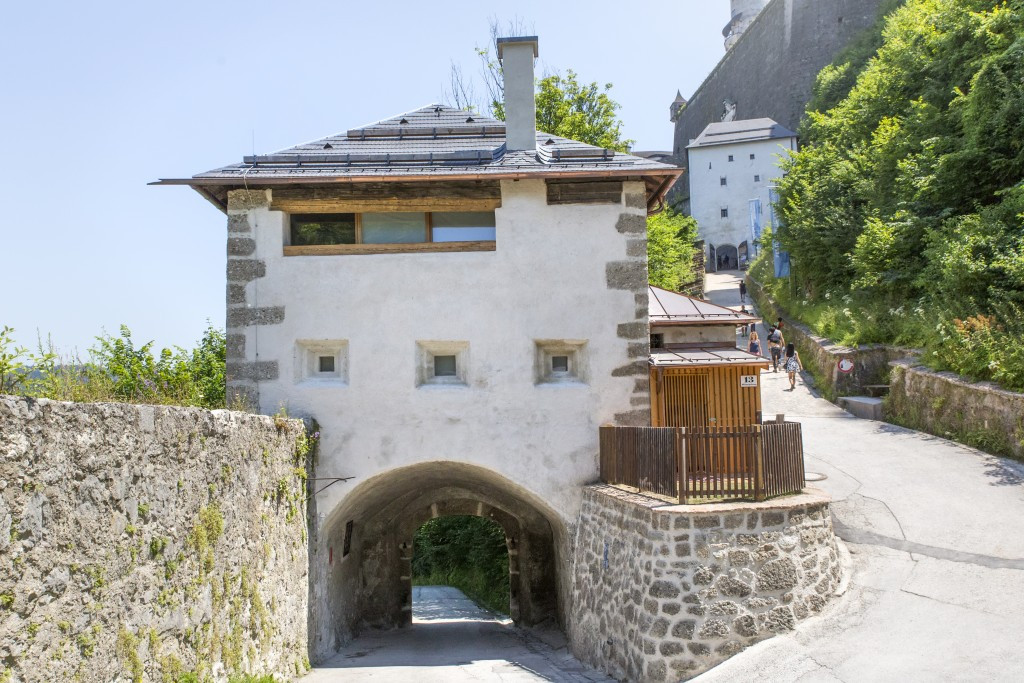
[
  {"x1": 302, "y1": 586, "x2": 611, "y2": 682},
  {"x1": 698, "y1": 270, "x2": 1024, "y2": 682}
]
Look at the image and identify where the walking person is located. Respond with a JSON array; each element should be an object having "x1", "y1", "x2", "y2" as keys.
[
  {"x1": 739, "y1": 280, "x2": 747, "y2": 303},
  {"x1": 739, "y1": 306, "x2": 749, "y2": 337},
  {"x1": 767, "y1": 326, "x2": 785, "y2": 372},
  {"x1": 748, "y1": 331, "x2": 762, "y2": 357},
  {"x1": 784, "y1": 343, "x2": 803, "y2": 391}
]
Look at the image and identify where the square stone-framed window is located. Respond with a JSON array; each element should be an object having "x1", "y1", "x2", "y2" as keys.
[
  {"x1": 416, "y1": 341, "x2": 469, "y2": 387},
  {"x1": 534, "y1": 340, "x2": 588, "y2": 385},
  {"x1": 295, "y1": 340, "x2": 349, "y2": 384}
]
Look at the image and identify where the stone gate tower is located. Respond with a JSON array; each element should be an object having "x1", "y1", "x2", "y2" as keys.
[{"x1": 724, "y1": 0, "x2": 770, "y2": 49}]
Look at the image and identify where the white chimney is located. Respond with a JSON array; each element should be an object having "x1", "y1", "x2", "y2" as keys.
[{"x1": 496, "y1": 36, "x2": 539, "y2": 152}]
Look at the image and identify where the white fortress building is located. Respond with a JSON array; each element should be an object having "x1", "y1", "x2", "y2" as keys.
[
  {"x1": 156, "y1": 36, "x2": 680, "y2": 656},
  {"x1": 686, "y1": 118, "x2": 796, "y2": 271}
]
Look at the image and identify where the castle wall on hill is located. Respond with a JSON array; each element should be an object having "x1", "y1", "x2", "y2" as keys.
[{"x1": 671, "y1": 0, "x2": 889, "y2": 206}]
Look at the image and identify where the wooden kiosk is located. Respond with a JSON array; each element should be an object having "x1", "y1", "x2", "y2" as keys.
[{"x1": 647, "y1": 286, "x2": 768, "y2": 428}]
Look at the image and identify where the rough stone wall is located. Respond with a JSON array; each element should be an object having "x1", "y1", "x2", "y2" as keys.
[
  {"x1": 608, "y1": 183, "x2": 653, "y2": 426},
  {"x1": 670, "y1": 0, "x2": 891, "y2": 206},
  {"x1": 569, "y1": 485, "x2": 841, "y2": 682},
  {"x1": 0, "y1": 396, "x2": 309, "y2": 682},
  {"x1": 888, "y1": 361, "x2": 1024, "y2": 460},
  {"x1": 226, "y1": 188, "x2": 284, "y2": 410},
  {"x1": 748, "y1": 277, "x2": 907, "y2": 400}
]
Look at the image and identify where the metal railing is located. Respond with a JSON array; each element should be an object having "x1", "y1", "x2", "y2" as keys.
[{"x1": 598, "y1": 422, "x2": 805, "y2": 504}]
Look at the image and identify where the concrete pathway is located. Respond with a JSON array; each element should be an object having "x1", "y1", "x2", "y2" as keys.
[
  {"x1": 302, "y1": 586, "x2": 612, "y2": 682},
  {"x1": 698, "y1": 270, "x2": 1024, "y2": 682}
]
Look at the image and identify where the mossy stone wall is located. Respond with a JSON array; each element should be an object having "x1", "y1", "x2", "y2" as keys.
[{"x1": 0, "y1": 396, "x2": 310, "y2": 682}]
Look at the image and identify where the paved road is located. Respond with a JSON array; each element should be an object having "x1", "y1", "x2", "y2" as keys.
[
  {"x1": 302, "y1": 586, "x2": 611, "y2": 682},
  {"x1": 700, "y1": 271, "x2": 1024, "y2": 682}
]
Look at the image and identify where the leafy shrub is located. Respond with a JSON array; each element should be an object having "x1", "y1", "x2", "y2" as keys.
[
  {"x1": 761, "y1": 0, "x2": 1024, "y2": 392},
  {"x1": 647, "y1": 210, "x2": 699, "y2": 292},
  {"x1": 412, "y1": 516, "x2": 510, "y2": 614},
  {"x1": 0, "y1": 323, "x2": 226, "y2": 408}
]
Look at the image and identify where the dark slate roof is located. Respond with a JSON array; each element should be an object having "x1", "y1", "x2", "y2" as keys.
[
  {"x1": 686, "y1": 118, "x2": 797, "y2": 149},
  {"x1": 169, "y1": 105, "x2": 678, "y2": 182}
]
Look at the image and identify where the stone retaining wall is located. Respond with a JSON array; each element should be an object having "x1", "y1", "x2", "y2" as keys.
[
  {"x1": 888, "y1": 361, "x2": 1024, "y2": 460},
  {"x1": 0, "y1": 396, "x2": 310, "y2": 682},
  {"x1": 568, "y1": 485, "x2": 841, "y2": 682},
  {"x1": 747, "y1": 277, "x2": 909, "y2": 399}
]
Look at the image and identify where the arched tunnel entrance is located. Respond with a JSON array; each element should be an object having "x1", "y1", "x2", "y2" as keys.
[
  {"x1": 412, "y1": 515, "x2": 510, "y2": 615},
  {"x1": 310, "y1": 462, "x2": 567, "y2": 660}
]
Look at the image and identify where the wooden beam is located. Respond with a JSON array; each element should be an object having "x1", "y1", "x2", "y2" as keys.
[
  {"x1": 546, "y1": 179, "x2": 623, "y2": 205},
  {"x1": 272, "y1": 182, "x2": 501, "y2": 201},
  {"x1": 272, "y1": 198, "x2": 502, "y2": 214},
  {"x1": 283, "y1": 241, "x2": 496, "y2": 257}
]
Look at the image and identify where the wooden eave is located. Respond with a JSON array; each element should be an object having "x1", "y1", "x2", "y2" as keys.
[
  {"x1": 150, "y1": 167, "x2": 682, "y2": 216},
  {"x1": 650, "y1": 315, "x2": 760, "y2": 327}
]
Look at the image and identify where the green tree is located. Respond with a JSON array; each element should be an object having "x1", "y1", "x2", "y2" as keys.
[
  {"x1": 0, "y1": 324, "x2": 227, "y2": 407},
  {"x1": 451, "y1": 27, "x2": 632, "y2": 151},
  {"x1": 412, "y1": 516, "x2": 510, "y2": 613},
  {"x1": 647, "y1": 211, "x2": 699, "y2": 291},
  {"x1": 767, "y1": 0, "x2": 1024, "y2": 389},
  {"x1": 534, "y1": 71, "x2": 632, "y2": 151}
]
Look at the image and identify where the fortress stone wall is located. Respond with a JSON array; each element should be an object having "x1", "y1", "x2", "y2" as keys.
[
  {"x1": 671, "y1": 0, "x2": 891, "y2": 206},
  {"x1": 568, "y1": 485, "x2": 843, "y2": 682},
  {"x1": 0, "y1": 396, "x2": 310, "y2": 683}
]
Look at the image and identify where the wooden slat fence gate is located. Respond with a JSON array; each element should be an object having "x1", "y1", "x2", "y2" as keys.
[{"x1": 598, "y1": 422, "x2": 805, "y2": 504}]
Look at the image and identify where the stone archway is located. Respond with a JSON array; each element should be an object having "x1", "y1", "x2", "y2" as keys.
[
  {"x1": 716, "y1": 243, "x2": 739, "y2": 271},
  {"x1": 308, "y1": 462, "x2": 567, "y2": 661}
]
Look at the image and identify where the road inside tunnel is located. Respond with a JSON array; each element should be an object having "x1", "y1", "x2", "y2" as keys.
[
  {"x1": 300, "y1": 586, "x2": 612, "y2": 682},
  {"x1": 308, "y1": 462, "x2": 572, "y2": 662}
]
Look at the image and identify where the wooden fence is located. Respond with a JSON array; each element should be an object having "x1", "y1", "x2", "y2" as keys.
[{"x1": 598, "y1": 422, "x2": 805, "y2": 504}]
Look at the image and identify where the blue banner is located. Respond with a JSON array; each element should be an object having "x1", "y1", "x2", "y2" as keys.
[
  {"x1": 748, "y1": 199, "x2": 762, "y2": 254},
  {"x1": 768, "y1": 187, "x2": 791, "y2": 278}
]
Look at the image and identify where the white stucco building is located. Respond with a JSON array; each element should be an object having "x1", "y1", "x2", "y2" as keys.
[
  {"x1": 686, "y1": 118, "x2": 796, "y2": 271},
  {"x1": 157, "y1": 36, "x2": 680, "y2": 655}
]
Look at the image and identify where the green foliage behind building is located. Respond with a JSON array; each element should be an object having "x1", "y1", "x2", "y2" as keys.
[{"x1": 766, "y1": 0, "x2": 1024, "y2": 390}]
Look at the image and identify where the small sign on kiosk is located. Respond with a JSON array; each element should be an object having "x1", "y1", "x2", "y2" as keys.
[{"x1": 740, "y1": 375, "x2": 758, "y2": 387}]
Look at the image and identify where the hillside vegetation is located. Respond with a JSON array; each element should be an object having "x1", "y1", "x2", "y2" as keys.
[
  {"x1": 761, "y1": 0, "x2": 1024, "y2": 390},
  {"x1": 0, "y1": 324, "x2": 227, "y2": 408}
]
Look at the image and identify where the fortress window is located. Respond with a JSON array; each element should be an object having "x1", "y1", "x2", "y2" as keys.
[
  {"x1": 754, "y1": 175, "x2": 761, "y2": 182},
  {"x1": 728, "y1": 155, "x2": 734, "y2": 162},
  {"x1": 434, "y1": 355, "x2": 457, "y2": 377},
  {"x1": 720, "y1": 177, "x2": 728, "y2": 186},
  {"x1": 362, "y1": 212, "x2": 427, "y2": 244},
  {"x1": 286, "y1": 211, "x2": 497, "y2": 254},
  {"x1": 431, "y1": 211, "x2": 496, "y2": 242},
  {"x1": 295, "y1": 340, "x2": 348, "y2": 384},
  {"x1": 535, "y1": 340, "x2": 587, "y2": 385},
  {"x1": 291, "y1": 213, "x2": 356, "y2": 246},
  {"x1": 750, "y1": 153, "x2": 756, "y2": 160},
  {"x1": 721, "y1": 208, "x2": 729, "y2": 218},
  {"x1": 417, "y1": 341, "x2": 469, "y2": 387}
]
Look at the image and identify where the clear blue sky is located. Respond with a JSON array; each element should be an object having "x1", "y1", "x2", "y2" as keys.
[{"x1": 0, "y1": 1, "x2": 730, "y2": 355}]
